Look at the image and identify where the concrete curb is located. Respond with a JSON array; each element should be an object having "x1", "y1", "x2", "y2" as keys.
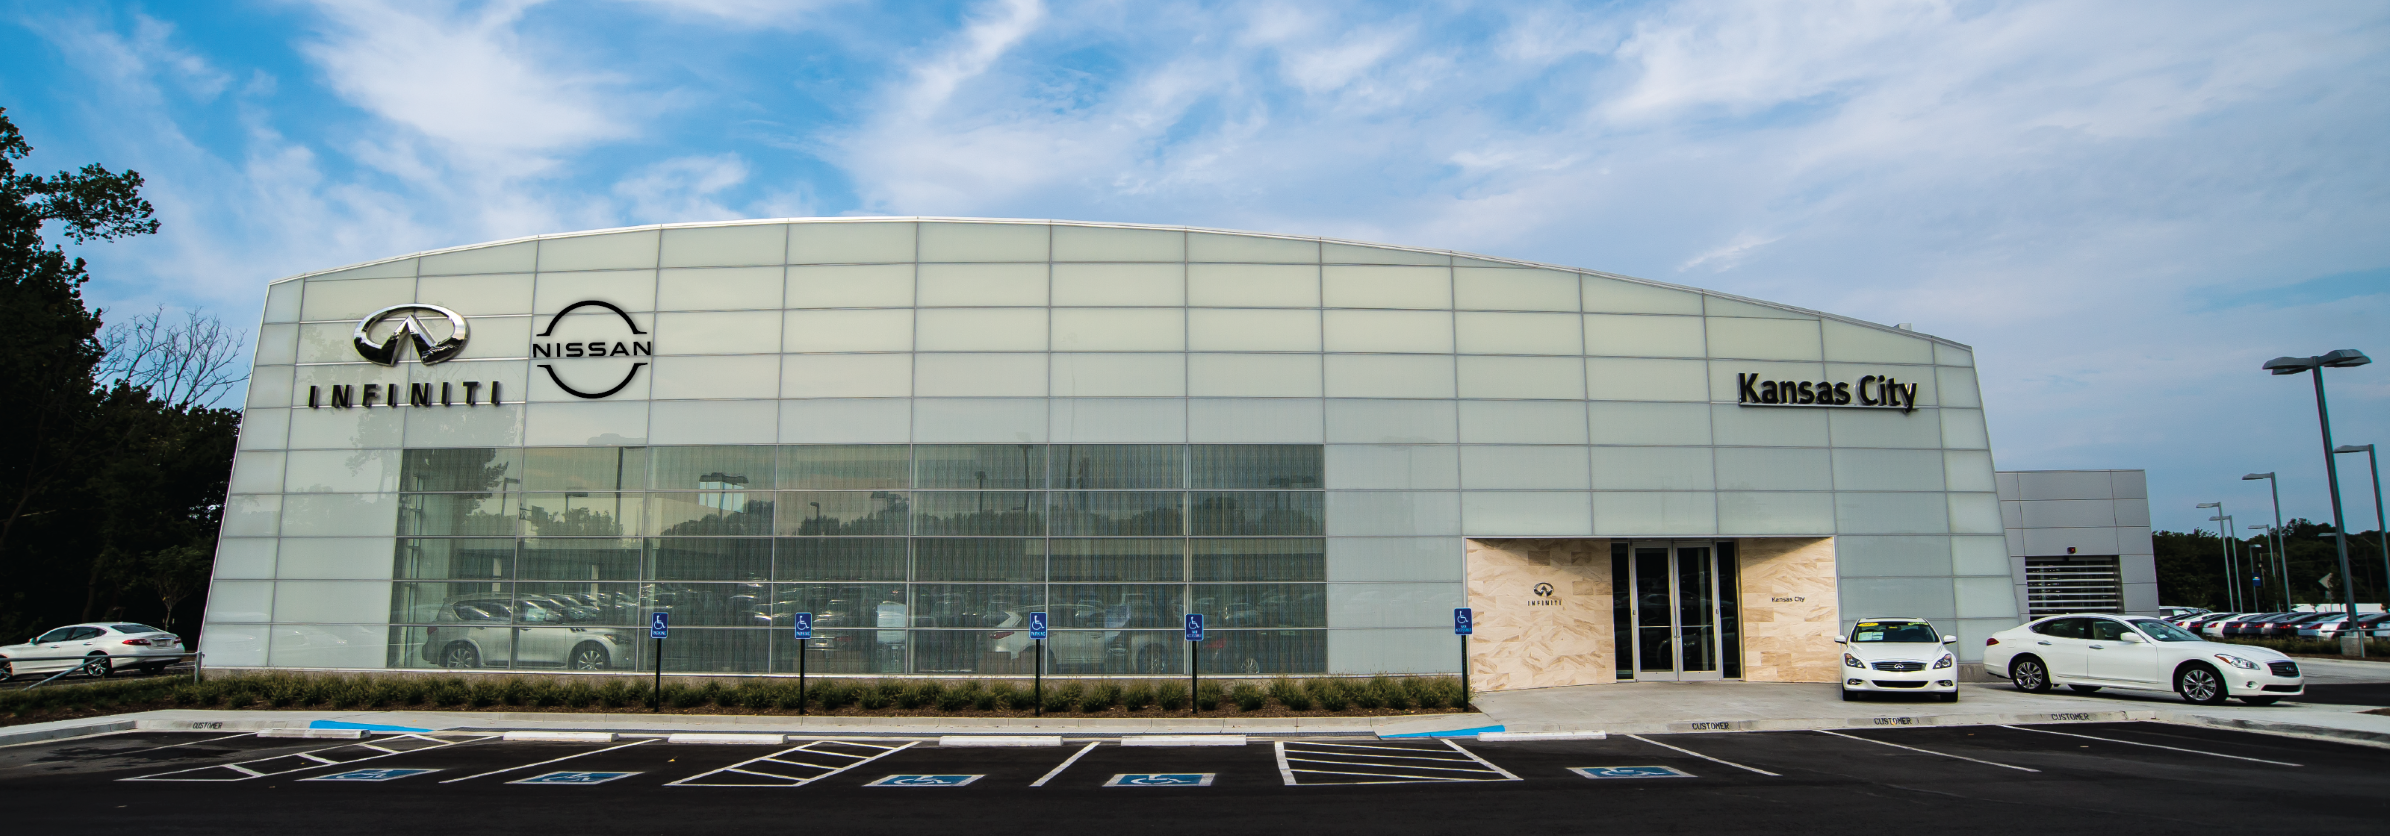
[
  {"x1": 1493, "y1": 708, "x2": 2165, "y2": 736},
  {"x1": 0, "y1": 719, "x2": 137, "y2": 748},
  {"x1": 2159, "y1": 711, "x2": 2390, "y2": 750}
]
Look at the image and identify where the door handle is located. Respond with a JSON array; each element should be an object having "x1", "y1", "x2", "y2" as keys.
[
  {"x1": 2036, "y1": 640, "x2": 2051, "y2": 646},
  {"x1": 2088, "y1": 645, "x2": 2103, "y2": 650}
]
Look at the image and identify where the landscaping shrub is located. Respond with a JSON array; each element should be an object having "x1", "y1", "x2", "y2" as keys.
[
  {"x1": 1121, "y1": 681, "x2": 1155, "y2": 711},
  {"x1": 936, "y1": 681, "x2": 978, "y2": 712},
  {"x1": 972, "y1": 682, "x2": 1001, "y2": 711},
  {"x1": 1270, "y1": 678, "x2": 1311, "y2": 711},
  {"x1": 991, "y1": 681, "x2": 1031, "y2": 711},
  {"x1": 1308, "y1": 677, "x2": 1350, "y2": 711},
  {"x1": 1229, "y1": 682, "x2": 1266, "y2": 712},
  {"x1": 1047, "y1": 682, "x2": 1082, "y2": 714},
  {"x1": 1080, "y1": 681, "x2": 1122, "y2": 713},
  {"x1": 1195, "y1": 681, "x2": 1223, "y2": 712},
  {"x1": 857, "y1": 681, "x2": 893, "y2": 710},
  {"x1": 1155, "y1": 683, "x2": 1188, "y2": 711}
]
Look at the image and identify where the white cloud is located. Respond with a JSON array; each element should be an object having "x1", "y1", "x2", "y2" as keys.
[{"x1": 614, "y1": 154, "x2": 753, "y2": 223}]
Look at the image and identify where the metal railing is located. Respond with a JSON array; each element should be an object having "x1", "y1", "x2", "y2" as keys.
[{"x1": 4, "y1": 652, "x2": 204, "y2": 690}]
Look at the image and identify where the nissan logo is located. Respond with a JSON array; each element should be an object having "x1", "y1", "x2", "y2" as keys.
[{"x1": 352, "y1": 304, "x2": 469, "y2": 366}]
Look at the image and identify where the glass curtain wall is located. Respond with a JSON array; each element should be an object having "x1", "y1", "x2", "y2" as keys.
[{"x1": 389, "y1": 444, "x2": 1325, "y2": 675}]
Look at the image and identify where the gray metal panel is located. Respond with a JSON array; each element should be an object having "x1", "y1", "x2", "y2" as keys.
[
  {"x1": 2018, "y1": 498, "x2": 2119, "y2": 529},
  {"x1": 2113, "y1": 496, "x2": 2151, "y2": 527},
  {"x1": 2013, "y1": 471, "x2": 2114, "y2": 501},
  {"x1": 2000, "y1": 500, "x2": 2024, "y2": 529},
  {"x1": 2021, "y1": 526, "x2": 2120, "y2": 556},
  {"x1": 1995, "y1": 470, "x2": 2021, "y2": 500},
  {"x1": 2120, "y1": 553, "x2": 2158, "y2": 585},
  {"x1": 2109, "y1": 470, "x2": 2147, "y2": 499},
  {"x1": 2116, "y1": 526, "x2": 2155, "y2": 555},
  {"x1": 2122, "y1": 582, "x2": 2161, "y2": 615}
]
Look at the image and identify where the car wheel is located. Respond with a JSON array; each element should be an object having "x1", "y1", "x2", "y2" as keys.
[
  {"x1": 2067, "y1": 684, "x2": 2102, "y2": 694},
  {"x1": 1238, "y1": 657, "x2": 1261, "y2": 675},
  {"x1": 2238, "y1": 696, "x2": 2279, "y2": 706},
  {"x1": 0, "y1": 659, "x2": 11, "y2": 679},
  {"x1": 569, "y1": 643, "x2": 610, "y2": 671},
  {"x1": 2010, "y1": 656, "x2": 2052, "y2": 693},
  {"x1": 440, "y1": 643, "x2": 483, "y2": 669},
  {"x1": 1137, "y1": 646, "x2": 1168, "y2": 675},
  {"x1": 2175, "y1": 664, "x2": 2228, "y2": 706},
  {"x1": 82, "y1": 655, "x2": 112, "y2": 679}
]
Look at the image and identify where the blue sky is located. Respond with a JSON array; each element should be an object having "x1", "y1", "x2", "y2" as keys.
[{"x1": 3, "y1": 0, "x2": 2386, "y2": 536}]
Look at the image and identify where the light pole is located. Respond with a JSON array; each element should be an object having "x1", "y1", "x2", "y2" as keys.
[
  {"x1": 2265, "y1": 348, "x2": 2372, "y2": 656},
  {"x1": 2245, "y1": 529, "x2": 2270, "y2": 609},
  {"x1": 2333, "y1": 444, "x2": 2387, "y2": 613},
  {"x1": 2244, "y1": 473, "x2": 2290, "y2": 610},
  {"x1": 2197, "y1": 502, "x2": 2235, "y2": 611},
  {"x1": 2212, "y1": 512, "x2": 2241, "y2": 610}
]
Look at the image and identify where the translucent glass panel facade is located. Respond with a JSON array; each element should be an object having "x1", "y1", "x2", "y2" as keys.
[
  {"x1": 384, "y1": 444, "x2": 1324, "y2": 675},
  {"x1": 218, "y1": 218, "x2": 2005, "y2": 673}
]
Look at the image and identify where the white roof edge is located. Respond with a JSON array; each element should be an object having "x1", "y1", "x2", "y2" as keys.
[{"x1": 270, "y1": 217, "x2": 1971, "y2": 350}]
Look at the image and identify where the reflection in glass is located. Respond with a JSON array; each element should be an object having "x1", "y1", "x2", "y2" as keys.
[
  {"x1": 1050, "y1": 491, "x2": 1183, "y2": 536},
  {"x1": 777, "y1": 491, "x2": 908, "y2": 535},
  {"x1": 775, "y1": 538, "x2": 906, "y2": 582},
  {"x1": 1051, "y1": 539, "x2": 1181, "y2": 582},
  {"x1": 914, "y1": 630, "x2": 1042, "y2": 675},
  {"x1": 393, "y1": 538, "x2": 515, "y2": 581},
  {"x1": 911, "y1": 492, "x2": 1043, "y2": 536},
  {"x1": 1051, "y1": 445, "x2": 1184, "y2": 489},
  {"x1": 1612, "y1": 542, "x2": 1633, "y2": 680},
  {"x1": 513, "y1": 582, "x2": 642, "y2": 627},
  {"x1": 908, "y1": 584, "x2": 1043, "y2": 628},
  {"x1": 1049, "y1": 585, "x2": 1183, "y2": 629},
  {"x1": 1191, "y1": 539, "x2": 1323, "y2": 582},
  {"x1": 399, "y1": 448, "x2": 520, "y2": 493},
  {"x1": 523, "y1": 447, "x2": 644, "y2": 492},
  {"x1": 774, "y1": 628, "x2": 906, "y2": 674},
  {"x1": 1190, "y1": 445, "x2": 1321, "y2": 489},
  {"x1": 1677, "y1": 546, "x2": 1716, "y2": 673},
  {"x1": 1634, "y1": 548, "x2": 1672, "y2": 673},
  {"x1": 517, "y1": 538, "x2": 642, "y2": 581},
  {"x1": 1045, "y1": 629, "x2": 1182, "y2": 675},
  {"x1": 398, "y1": 492, "x2": 519, "y2": 536},
  {"x1": 1188, "y1": 583, "x2": 1325, "y2": 628},
  {"x1": 650, "y1": 538, "x2": 771, "y2": 581},
  {"x1": 1198, "y1": 629, "x2": 1326, "y2": 675},
  {"x1": 1718, "y1": 541, "x2": 1742, "y2": 679},
  {"x1": 767, "y1": 583, "x2": 906, "y2": 629},
  {"x1": 650, "y1": 492, "x2": 773, "y2": 536},
  {"x1": 649, "y1": 445, "x2": 775, "y2": 492},
  {"x1": 1189, "y1": 492, "x2": 1322, "y2": 536},
  {"x1": 915, "y1": 444, "x2": 1045, "y2": 489},
  {"x1": 522, "y1": 492, "x2": 642, "y2": 537},
  {"x1": 649, "y1": 582, "x2": 772, "y2": 627},
  {"x1": 779, "y1": 445, "x2": 909, "y2": 489},
  {"x1": 658, "y1": 628, "x2": 771, "y2": 673},
  {"x1": 914, "y1": 538, "x2": 1044, "y2": 582}
]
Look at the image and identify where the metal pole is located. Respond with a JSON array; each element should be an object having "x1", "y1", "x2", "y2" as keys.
[
  {"x1": 2310, "y1": 368, "x2": 2363, "y2": 656},
  {"x1": 2370, "y1": 448, "x2": 2388, "y2": 614},
  {"x1": 1189, "y1": 640, "x2": 1199, "y2": 715},
  {"x1": 797, "y1": 639, "x2": 806, "y2": 716},
  {"x1": 1033, "y1": 638, "x2": 1043, "y2": 718},
  {"x1": 653, "y1": 637, "x2": 664, "y2": 711},
  {"x1": 2267, "y1": 477, "x2": 2289, "y2": 611},
  {"x1": 2204, "y1": 506, "x2": 2236, "y2": 611},
  {"x1": 1460, "y1": 634, "x2": 1471, "y2": 709}
]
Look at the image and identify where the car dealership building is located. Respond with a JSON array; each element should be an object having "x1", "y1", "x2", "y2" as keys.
[{"x1": 206, "y1": 218, "x2": 2059, "y2": 690}]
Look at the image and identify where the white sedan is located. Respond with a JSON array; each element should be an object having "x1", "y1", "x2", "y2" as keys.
[
  {"x1": 0, "y1": 623, "x2": 186, "y2": 679},
  {"x1": 1836, "y1": 617, "x2": 1961, "y2": 702},
  {"x1": 1984, "y1": 614, "x2": 2302, "y2": 706}
]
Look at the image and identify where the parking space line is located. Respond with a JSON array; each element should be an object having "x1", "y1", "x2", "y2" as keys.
[
  {"x1": 438, "y1": 739, "x2": 654, "y2": 784},
  {"x1": 1623, "y1": 734, "x2": 1781, "y2": 777},
  {"x1": 1996, "y1": 725, "x2": 2302, "y2": 767},
  {"x1": 121, "y1": 733, "x2": 493, "y2": 782},
  {"x1": 667, "y1": 740, "x2": 915, "y2": 787},
  {"x1": 1273, "y1": 742, "x2": 1297, "y2": 785},
  {"x1": 1284, "y1": 755, "x2": 1504, "y2": 773},
  {"x1": 1438, "y1": 740, "x2": 1522, "y2": 780},
  {"x1": 1275, "y1": 739, "x2": 1518, "y2": 786},
  {"x1": 1813, "y1": 730, "x2": 2039, "y2": 773},
  {"x1": 1031, "y1": 742, "x2": 1101, "y2": 788}
]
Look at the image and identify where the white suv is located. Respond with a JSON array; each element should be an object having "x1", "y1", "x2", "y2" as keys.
[
  {"x1": 1836, "y1": 617, "x2": 1960, "y2": 702},
  {"x1": 1984, "y1": 614, "x2": 2303, "y2": 706}
]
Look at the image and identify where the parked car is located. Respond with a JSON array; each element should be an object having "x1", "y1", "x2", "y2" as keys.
[
  {"x1": 2258, "y1": 612, "x2": 2335, "y2": 639},
  {"x1": 2300, "y1": 612, "x2": 2390, "y2": 640},
  {"x1": 0, "y1": 623, "x2": 185, "y2": 679},
  {"x1": 1834, "y1": 617, "x2": 1960, "y2": 702},
  {"x1": 420, "y1": 595, "x2": 627, "y2": 670},
  {"x1": 1984, "y1": 614, "x2": 2302, "y2": 705},
  {"x1": 2159, "y1": 606, "x2": 2210, "y2": 620}
]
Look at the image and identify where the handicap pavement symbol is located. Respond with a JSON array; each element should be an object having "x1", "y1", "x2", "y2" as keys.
[
  {"x1": 304, "y1": 768, "x2": 441, "y2": 782},
  {"x1": 511, "y1": 771, "x2": 641, "y2": 785},
  {"x1": 866, "y1": 774, "x2": 983, "y2": 787},
  {"x1": 1105, "y1": 773, "x2": 1216, "y2": 787},
  {"x1": 1569, "y1": 766, "x2": 1695, "y2": 780}
]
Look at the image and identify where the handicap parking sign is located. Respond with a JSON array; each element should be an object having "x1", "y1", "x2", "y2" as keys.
[
  {"x1": 1105, "y1": 773, "x2": 1215, "y2": 787},
  {"x1": 1569, "y1": 766, "x2": 1694, "y2": 780},
  {"x1": 866, "y1": 774, "x2": 983, "y2": 787},
  {"x1": 649, "y1": 612, "x2": 670, "y2": 639},
  {"x1": 792, "y1": 612, "x2": 813, "y2": 640},
  {"x1": 1184, "y1": 613, "x2": 1204, "y2": 642},
  {"x1": 304, "y1": 768, "x2": 439, "y2": 782},
  {"x1": 511, "y1": 771, "x2": 640, "y2": 785},
  {"x1": 1454, "y1": 607, "x2": 1474, "y2": 635},
  {"x1": 1027, "y1": 611, "x2": 1047, "y2": 640}
]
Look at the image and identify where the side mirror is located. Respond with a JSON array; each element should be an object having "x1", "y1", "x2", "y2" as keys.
[
  {"x1": 1833, "y1": 635, "x2": 1847, "y2": 644},
  {"x1": 1942, "y1": 635, "x2": 1958, "y2": 644},
  {"x1": 2119, "y1": 632, "x2": 2146, "y2": 643}
]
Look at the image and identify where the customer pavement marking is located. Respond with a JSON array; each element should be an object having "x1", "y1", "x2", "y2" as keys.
[
  {"x1": 1812, "y1": 730, "x2": 2039, "y2": 773},
  {"x1": 1995, "y1": 725, "x2": 2301, "y2": 767},
  {"x1": 1623, "y1": 734, "x2": 1781, "y2": 777},
  {"x1": 666, "y1": 739, "x2": 915, "y2": 787},
  {"x1": 439, "y1": 738, "x2": 654, "y2": 783},
  {"x1": 1030, "y1": 741, "x2": 1101, "y2": 787}
]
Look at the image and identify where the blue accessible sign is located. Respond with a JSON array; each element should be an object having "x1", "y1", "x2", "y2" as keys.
[
  {"x1": 649, "y1": 612, "x2": 669, "y2": 639},
  {"x1": 304, "y1": 768, "x2": 439, "y2": 782},
  {"x1": 1454, "y1": 607, "x2": 1474, "y2": 635},
  {"x1": 1105, "y1": 773, "x2": 1216, "y2": 787},
  {"x1": 1569, "y1": 766, "x2": 1694, "y2": 780},
  {"x1": 792, "y1": 612, "x2": 813, "y2": 640},
  {"x1": 1027, "y1": 611, "x2": 1047, "y2": 640},
  {"x1": 867, "y1": 774, "x2": 984, "y2": 787},
  {"x1": 1184, "y1": 613, "x2": 1205, "y2": 642},
  {"x1": 512, "y1": 771, "x2": 640, "y2": 785}
]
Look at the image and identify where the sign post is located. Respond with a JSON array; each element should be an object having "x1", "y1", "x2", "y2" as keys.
[
  {"x1": 1184, "y1": 613, "x2": 1205, "y2": 714},
  {"x1": 1453, "y1": 608, "x2": 1473, "y2": 708},
  {"x1": 1028, "y1": 611, "x2": 1048, "y2": 717},
  {"x1": 648, "y1": 612, "x2": 670, "y2": 712},
  {"x1": 792, "y1": 612, "x2": 814, "y2": 716}
]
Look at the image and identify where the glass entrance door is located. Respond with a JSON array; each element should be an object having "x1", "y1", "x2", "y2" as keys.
[{"x1": 1620, "y1": 541, "x2": 1732, "y2": 682}]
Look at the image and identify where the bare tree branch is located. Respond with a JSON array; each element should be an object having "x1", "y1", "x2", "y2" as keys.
[{"x1": 96, "y1": 306, "x2": 249, "y2": 408}]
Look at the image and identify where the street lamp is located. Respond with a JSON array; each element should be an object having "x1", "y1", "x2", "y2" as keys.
[
  {"x1": 2244, "y1": 473, "x2": 2290, "y2": 610},
  {"x1": 2248, "y1": 525, "x2": 2280, "y2": 610},
  {"x1": 2265, "y1": 348, "x2": 2372, "y2": 655},
  {"x1": 2211, "y1": 513, "x2": 2240, "y2": 610},
  {"x1": 2197, "y1": 502, "x2": 2235, "y2": 611},
  {"x1": 2333, "y1": 444, "x2": 2387, "y2": 612}
]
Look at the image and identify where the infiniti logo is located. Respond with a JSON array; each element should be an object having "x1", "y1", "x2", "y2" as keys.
[{"x1": 352, "y1": 304, "x2": 469, "y2": 365}]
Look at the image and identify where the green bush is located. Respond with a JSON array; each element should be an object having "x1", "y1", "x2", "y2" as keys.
[
  {"x1": 897, "y1": 680, "x2": 941, "y2": 710},
  {"x1": 1121, "y1": 681, "x2": 1155, "y2": 711},
  {"x1": 990, "y1": 681, "x2": 1029, "y2": 711},
  {"x1": 1080, "y1": 681, "x2": 1121, "y2": 713},
  {"x1": 1270, "y1": 678, "x2": 1310, "y2": 711},
  {"x1": 1047, "y1": 682, "x2": 1082, "y2": 714},
  {"x1": 1195, "y1": 681, "x2": 1223, "y2": 712},
  {"x1": 1229, "y1": 682, "x2": 1266, "y2": 712},
  {"x1": 818, "y1": 680, "x2": 861, "y2": 710},
  {"x1": 936, "y1": 681, "x2": 978, "y2": 712},
  {"x1": 1308, "y1": 678, "x2": 1350, "y2": 711},
  {"x1": 857, "y1": 680, "x2": 893, "y2": 710},
  {"x1": 1155, "y1": 682, "x2": 1188, "y2": 711}
]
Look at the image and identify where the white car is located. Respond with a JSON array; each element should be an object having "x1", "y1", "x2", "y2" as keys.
[
  {"x1": 0, "y1": 622, "x2": 186, "y2": 679},
  {"x1": 1835, "y1": 617, "x2": 1961, "y2": 702},
  {"x1": 1984, "y1": 614, "x2": 2303, "y2": 706}
]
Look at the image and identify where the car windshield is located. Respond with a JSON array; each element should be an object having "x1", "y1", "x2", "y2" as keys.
[
  {"x1": 1851, "y1": 621, "x2": 1939, "y2": 643},
  {"x1": 2130, "y1": 620, "x2": 2202, "y2": 642},
  {"x1": 110, "y1": 624, "x2": 164, "y2": 634}
]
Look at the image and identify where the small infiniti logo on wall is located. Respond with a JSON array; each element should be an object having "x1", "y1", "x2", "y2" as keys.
[
  {"x1": 1533, "y1": 583, "x2": 1555, "y2": 597},
  {"x1": 532, "y1": 300, "x2": 653, "y2": 399},
  {"x1": 1528, "y1": 582, "x2": 1560, "y2": 606}
]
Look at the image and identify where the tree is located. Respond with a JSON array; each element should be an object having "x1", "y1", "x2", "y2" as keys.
[{"x1": 98, "y1": 306, "x2": 249, "y2": 408}]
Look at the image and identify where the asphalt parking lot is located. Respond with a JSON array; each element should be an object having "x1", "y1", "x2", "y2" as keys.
[{"x1": 2, "y1": 722, "x2": 2382, "y2": 834}]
